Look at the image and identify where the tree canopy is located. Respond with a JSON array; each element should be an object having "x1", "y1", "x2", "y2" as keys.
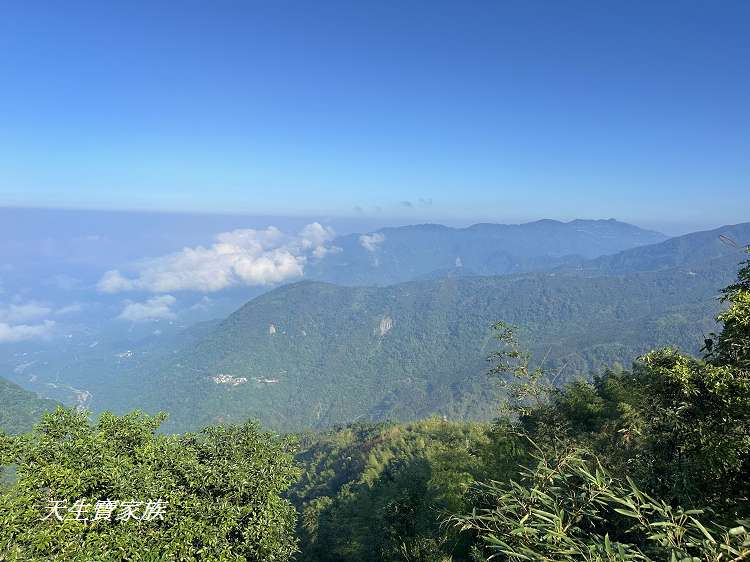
[{"x1": 0, "y1": 409, "x2": 300, "y2": 561}]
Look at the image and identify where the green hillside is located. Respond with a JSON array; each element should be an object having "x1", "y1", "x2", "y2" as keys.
[
  {"x1": 130, "y1": 254, "x2": 737, "y2": 433},
  {"x1": 0, "y1": 376, "x2": 60, "y2": 434}
]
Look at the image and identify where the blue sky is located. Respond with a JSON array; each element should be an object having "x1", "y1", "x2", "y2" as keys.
[{"x1": 0, "y1": 0, "x2": 748, "y2": 232}]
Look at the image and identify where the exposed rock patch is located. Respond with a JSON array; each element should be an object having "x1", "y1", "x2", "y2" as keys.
[{"x1": 378, "y1": 316, "x2": 393, "y2": 336}]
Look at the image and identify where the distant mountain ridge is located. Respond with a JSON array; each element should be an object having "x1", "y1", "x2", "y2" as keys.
[
  {"x1": 569, "y1": 222, "x2": 750, "y2": 275},
  {"x1": 308, "y1": 219, "x2": 667, "y2": 285}
]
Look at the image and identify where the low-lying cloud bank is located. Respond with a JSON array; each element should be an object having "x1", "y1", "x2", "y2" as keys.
[
  {"x1": 98, "y1": 223, "x2": 339, "y2": 294},
  {"x1": 0, "y1": 300, "x2": 79, "y2": 343},
  {"x1": 0, "y1": 320, "x2": 55, "y2": 343},
  {"x1": 0, "y1": 302, "x2": 51, "y2": 324}
]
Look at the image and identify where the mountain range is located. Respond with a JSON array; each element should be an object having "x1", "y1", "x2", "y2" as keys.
[
  {"x1": 2, "y1": 219, "x2": 748, "y2": 434},
  {"x1": 120, "y1": 222, "x2": 749, "y2": 432},
  {"x1": 307, "y1": 219, "x2": 667, "y2": 285}
]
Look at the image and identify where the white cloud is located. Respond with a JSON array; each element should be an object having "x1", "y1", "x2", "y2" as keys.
[
  {"x1": 118, "y1": 295, "x2": 177, "y2": 322},
  {"x1": 98, "y1": 270, "x2": 139, "y2": 293},
  {"x1": 0, "y1": 299, "x2": 85, "y2": 343},
  {"x1": 98, "y1": 223, "x2": 338, "y2": 293},
  {"x1": 0, "y1": 302, "x2": 52, "y2": 324},
  {"x1": 0, "y1": 320, "x2": 55, "y2": 343},
  {"x1": 189, "y1": 296, "x2": 214, "y2": 311},
  {"x1": 359, "y1": 232, "x2": 385, "y2": 252},
  {"x1": 298, "y1": 223, "x2": 335, "y2": 249},
  {"x1": 312, "y1": 243, "x2": 342, "y2": 259}
]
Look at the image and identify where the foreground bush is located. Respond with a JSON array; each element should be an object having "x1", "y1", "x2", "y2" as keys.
[
  {"x1": 0, "y1": 409, "x2": 300, "y2": 561},
  {"x1": 450, "y1": 446, "x2": 750, "y2": 561},
  {"x1": 452, "y1": 251, "x2": 750, "y2": 561}
]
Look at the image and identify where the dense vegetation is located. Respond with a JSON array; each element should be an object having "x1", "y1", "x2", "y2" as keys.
[
  {"x1": 0, "y1": 410, "x2": 300, "y2": 561},
  {"x1": 134, "y1": 253, "x2": 736, "y2": 433},
  {"x1": 1, "y1": 248, "x2": 748, "y2": 561},
  {"x1": 290, "y1": 251, "x2": 750, "y2": 561},
  {"x1": 0, "y1": 376, "x2": 59, "y2": 434},
  {"x1": 289, "y1": 419, "x2": 496, "y2": 562}
]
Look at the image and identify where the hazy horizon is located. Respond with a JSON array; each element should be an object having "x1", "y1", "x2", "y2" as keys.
[
  {"x1": 0, "y1": 204, "x2": 732, "y2": 238},
  {"x1": 2, "y1": 1, "x2": 748, "y2": 229}
]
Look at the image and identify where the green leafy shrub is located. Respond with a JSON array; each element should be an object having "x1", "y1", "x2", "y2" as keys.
[
  {"x1": 0, "y1": 408, "x2": 300, "y2": 561},
  {"x1": 450, "y1": 446, "x2": 750, "y2": 561}
]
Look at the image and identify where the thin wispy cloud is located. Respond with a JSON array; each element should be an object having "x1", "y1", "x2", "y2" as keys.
[
  {"x1": 0, "y1": 302, "x2": 52, "y2": 324},
  {"x1": 118, "y1": 295, "x2": 177, "y2": 322},
  {"x1": 55, "y1": 303, "x2": 84, "y2": 316},
  {"x1": 399, "y1": 199, "x2": 432, "y2": 210}
]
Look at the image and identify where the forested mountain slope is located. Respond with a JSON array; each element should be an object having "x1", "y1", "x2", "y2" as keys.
[
  {"x1": 574, "y1": 221, "x2": 750, "y2": 274},
  {"x1": 132, "y1": 254, "x2": 737, "y2": 433},
  {"x1": 0, "y1": 376, "x2": 59, "y2": 434}
]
